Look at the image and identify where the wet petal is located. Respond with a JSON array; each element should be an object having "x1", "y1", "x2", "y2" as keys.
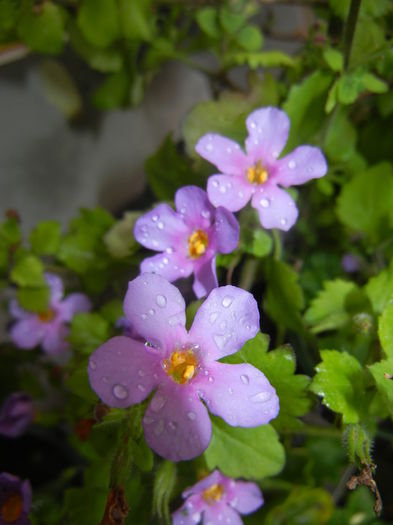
[
  {"x1": 193, "y1": 257, "x2": 218, "y2": 299},
  {"x1": 275, "y1": 146, "x2": 327, "y2": 187},
  {"x1": 10, "y1": 317, "x2": 45, "y2": 349},
  {"x1": 123, "y1": 274, "x2": 187, "y2": 348},
  {"x1": 175, "y1": 186, "x2": 215, "y2": 229},
  {"x1": 134, "y1": 203, "x2": 188, "y2": 251},
  {"x1": 172, "y1": 495, "x2": 204, "y2": 525},
  {"x1": 88, "y1": 336, "x2": 162, "y2": 408},
  {"x1": 212, "y1": 207, "x2": 240, "y2": 254},
  {"x1": 58, "y1": 293, "x2": 91, "y2": 322},
  {"x1": 183, "y1": 470, "x2": 222, "y2": 498},
  {"x1": 245, "y1": 107, "x2": 289, "y2": 165},
  {"x1": 42, "y1": 323, "x2": 70, "y2": 354},
  {"x1": 204, "y1": 502, "x2": 243, "y2": 525},
  {"x1": 207, "y1": 175, "x2": 252, "y2": 212},
  {"x1": 143, "y1": 383, "x2": 212, "y2": 461},
  {"x1": 225, "y1": 480, "x2": 263, "y2": 515},
  {"x1": 45, "y1": 273, "x2": 64, "y2": 304},
  {"x1": 141, "y1": 252, "x2": 193, "y2": 283},
  {"x1": 189, "y1": 286, "x2": 259, "y2": 361},
  {"x1": 198, "y1": 362, "x2": 279, "y2": 427},
  {"x1": 251, "y1": 184, "x2": 298, "y2": 231},
  {"x1": 195, "y1": 134, "x2": 248, "y2": 176}
]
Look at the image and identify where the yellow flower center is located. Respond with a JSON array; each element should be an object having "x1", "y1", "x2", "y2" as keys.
[
  {"x1": 163, "y1": 348, "x2": 199, "y2": 384},
  {"x1": 38, "y1": 308, "x2": 56, "y2": 323},
  {"x1": 246, "y1": 160, "x2": 268, "y2": 185},
  {"x1": 188, "y1": 229, "x2": 208, "y2": 259},
  {"x1": 1, "y1": 492, "x2": 23, "y2": 522},
  {"x1": 202, "y1": 483, "x2": 224, "y2": 505}
]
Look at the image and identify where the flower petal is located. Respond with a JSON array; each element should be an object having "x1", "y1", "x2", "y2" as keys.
[
  {"x1": 9, "y1": 299, "x2": 29, "y2": 320},
  {"x1": 88, "y1": 336, "x2": 162, "y2": 408},
  {"x1": 203, "y1": 502, "x2": 243, "y2": 525},
  {"x1": 207, "y1": 175, "x2": 252, "y2": 212},
  {"x1": 123, "y1": 274, "x2": 187, "y2": 348},
  {"x1": 45, "y1": 273, "x2": 64, "y2": 304},
  {"x1": 212, "y1": 207, "x2": 240, "y2": 254},
  {"x1": 134, "y1": 203, "x2": 188, "y2": 251},
  {"x1": 172, "y1": 494, "x2": 204, "y2": 525},
  {"x1": 143, "y1": 383, "x2": 212, "y2": 461},
  {"x1": 42, "y1": 323, "x2": 70, "y2": 354},
  {"x1": 193, "y1": 257, "x2": 218, "y2": 299},
  {"x1": 58, "y1": 293, "x2": 91, "y2": 322},
  {"x1": 183, "y1": 470, "x2": 222, "y2": 498},
  {"x1": 10, "y1": 317, "x2": 45, "y2": 349},
  {"x1": 189, "y1": 285, "x2": 259, "y2": 360},
  {"x1": 140, "y1": 252, "x2": 193, "y2": 282},
  {"x1": 251, "y1": 184, "x2": 298, "y2": 231},
  {"x1": 245, "y1": 107, "x2": 290, "y2": 165},
  {"x1": 175, "y1": 186, "x2": 214, "y2": 229},
  {"x1": 225, "y1": 480, "x2": 263, "y2": 515},
  {"x1": 274, "y1": 145, "x2": 327, "y2": 187},
  {"x1": 198, "y1": 362, "x2": 279, "y2": 427},
  {"x1": 195, "y1": 134, "x2": 248, "y2": 176}
]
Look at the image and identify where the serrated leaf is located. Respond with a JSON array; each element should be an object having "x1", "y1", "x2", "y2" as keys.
[
  {"x1": 310, "y1": 350, "x2": 367, "y2": 423},
  {"x1": 365, "y1": 261, "x2": 393, "y2": 314},
  {"x1": 77, "y1": 0, "x2": 120, "y2": 48},
  {"x1": 196, "y1": 7, "x2": 219, "y2": 38},
  {"x1": 229, "y1": 50, "x2": 294, "y2": 69},
  {"x1": 69, "y1": 313, "x2": 110, "y2": 355},
  {"x1": 368, "y1": 358, "x2": 393, "y2": 417},
  {"x1": 205, "y1": 415, "x2": 285, "y2": 480},
  {"x1": 30, "y1": 220, "x2": 61, "y2": 255}
]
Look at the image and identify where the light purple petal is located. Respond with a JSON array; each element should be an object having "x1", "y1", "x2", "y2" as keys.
[
  {"x1": 9, "y1": 299, "x2": 29, "y2": 320},
  {"x1": 140, "y1": 252, "x2": 193, "y2": 282},
  {"x1": 193, "y1": 257, "x2": 218, "y2": 299},
  {"x1": 134, "y1": 203, "x2": 188, "y2": 252},
  {"x1": 21, "y1": 479, "x2": 32, "y2": 513},
  {"x1": 225, "y1": 480, "x2": 263, "y2": 515},
  {"x1": 10, "y1": 317, "x2": 45, "y2": 349},
  {"x1": 42, "y1": 323, "x2": 69, "y2": 354},
  {"x1": 143, "y1": 383, "x2": 212, "y2": 461},
  {"x1": 251, "y1": 184, "x2": 298, "y2": 231},
  {"x1": 183, "y1": 470, "x2": 222, "y2": 498},
  {"x1": 203, "y1": 502, "x2": 243, "y2": 525},
  {"x1": 195, "y1": 134, "x2": 248, "y2": 176},
  {"x1": 88, "y1": 336, "x2": 162, "y2": 408},
  {"x1": 212, "y1": 207, "x2": 239, "y2": 254},
  {"x1": 172, "y1": 495, "x2": 204, "y2": 525},
  {"x1": 175, "y1": 186, "x2": 214, "y2": 229},
  {"x1": 207, "y1": 175, "x2": 252, "y2": 212},
  {"x1": 45, "y1": 273, "x2": 64, "y2": 304},
  {"x1": 189, "y1": 286, "x2": 259, "y2": 360},
  {"x1": 198, "y1": 362, "x2": 279, "y2": 427},
  {"x1": 274, "y1": 146, "x2": 327, "y2": 187},
  {"x1": 58, "y1": 293, "x2": 91, "y2": 322},
  {"x1": 123, "y1": 274, "x2": 187, "y2": 349},
  {"x1": 245, "y1": 107, "x2": 289, "y2": 165}
]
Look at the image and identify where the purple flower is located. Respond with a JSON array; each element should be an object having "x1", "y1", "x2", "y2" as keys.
[
  {"x1": 341, "y1": 254, "x2": 360, "y2": 273},
  {"x1": 0, "y1": 393, "x2": 34, "y2": 439},
  {"x1": 195, "y1": 106, "x2": 327, "y2": 231},
  {"x1": 88, "y1": 273, "x2": 279, "y2": 461},
  {"x1": 134, "y1": 185, "x2": 239, "y2": 298},
  {"x1": 0, "y1": 473, "x2": 32, "y2": 525},
  {"x1": 10, "y1": 273, "x2": 91, "y2": 354},
  {"x1": 172, "y1": 470, "x2": 263, "y2": 525}
]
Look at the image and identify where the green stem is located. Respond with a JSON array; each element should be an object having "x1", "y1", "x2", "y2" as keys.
[
  {"x1": 281, "y1": 424, "x2": 341, "y2": 439},
  {"x1": 343, "y1": 0, "x2": 362, "y2": 70},
  {"x1": 239, "y1": 258, "x2": 259, "y2": 291},
  {"x1": 272, "y1": 229, "x2": 282, "y2": 261}
]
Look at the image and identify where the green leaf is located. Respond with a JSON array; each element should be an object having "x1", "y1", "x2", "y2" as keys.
[
  {"x1": 103, "y1": 212, "x2": 140, "y2": 259},
  {"x1": 0, "y1": 0, "x2": 19, "y2": 34},
  {"x1": 0, "y1": 217, "x2": 21, "y2": 272},
  {"x1": 205, "y1": 415, "x2": 285, "y2": 480},
  {"x1": 18, "y1": 2, "x2": 67, "y2": 54},
  {"x1": 324, "y1": 108, "x2": 357, "y2": 163},
  {"x1": 235, "y1": 25, "x2": 263, "y2": 51},
  {"x1": 378, "y1": 302, "x2": 393, "y2": 358},
  {"x1": 77, "y1": 0, "x2": 120, "y2": 48},
  {"x1": 17, "y1": 285, "x2": 50, "y2": 313},
  {"x1": 67, "y1": 359, "x2": 97, "y2": 402},
  {"x1": 368, "y1": 358, "x2": 393, "y2": 417},
  {"x1": 242, "y1": 229, "x2": 272, "y2": 258},
  {"x1": 229, "y1": 50, "x2": 295, "y2": 69},
  {"x1": 30, "y1": 220, "x2": 61, "y2": 255},
  {"x1": 361, "y1": 72, "x2": 388, "y2": 94},
  {"x1": 264, "y1": 259, "x2": 305, "y2": 332},
  {"x1": 351, "y1": 19, "x2": 386, "y2": 67},
  {"x1": 219, "y1": 7, "x2": 245, "y2": 34},
  {"x1": 310, "y1": 350, "x2": 367, "y2": 423},
  {"x1": 337, "y1": 72, "x2": 363, "y2": 105},
  {"x1": 323, "y1": 48, "x2": 343, "y2": 72},
  {"x1": 130, "y1": 436, "x2": 154, "y2": 472},
  {"x1": 304, "y1": 279, "x2": 357, "y2": 333},
  {"x1": 365, "y1": 261, "x2": 393, "y2": 314},
  {"x1": 11, "y1": 254, "x2": 45, "y2": 287},
  {"x1": 196, "y1": 7, "x2": 219, "y2": 38},
  {"x1": 153, "y1": 461, "x2": 177, "y2": 523},
  {"x1": 62, "y1": 487, "x2": 107, "y2": 525},
  {"x1": 377, "y1": 90, "x2": 393, "y2": 118},
  {"x1": 119, "y1": 0, "x2": 153, "y2": 41},
  {"x1": 325, "y1": 79, "x2": 338, "y2": 114},
  {"x1": 92, "y1": 71, "x2": 129, "y2": 110},
  {"x1": 69, "y1": 313, "x2": 110, "y2": 355}
]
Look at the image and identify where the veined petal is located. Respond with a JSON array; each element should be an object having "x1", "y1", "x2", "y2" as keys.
[
  {"x1": 204, "y1": 502, "x2": 243, "y2": 525},
  {"x1": 123, "y1": 274, "x2": 187, "y2": 349},
  {"x1": 274, "y1": 146, "x2": 327, "y2": 187},
  {"x1": 198, "y1": 362, "x2": 279, "y2": 427},
  {"x1": 195, "y1": 134, "x2": 248, "y2": 176},
  {"x1": 45, "y1": 273, "x2": 64, "y2": 304},
  {"x1": 10, "y1": 317, "x2": 45, "y2": 349},
  {"x1": 207, "y1": 175, "x2": 252, "y2": 212},
  {"x1": 134, "y1": 203, "x2": 188, "y2": 252},
  {"x1": 140, "y1": 251, "x2": 193, "y2": 283},
  {"x1": 251, "y1": 184, "x2": 298, "y2": 231},
  {"x1": 175, "y1": 186, "x2": 214, "y2": 230},
  {"x1": 143, "y1": 383, "x2": 212, "y2": 461},
  {"x1": 212, "y1": 206, "x2": 240, "y2": 254},
  {"x1": 245, "y1": 107, "x2": 289, "y2": 165},
  {"x1": 189, "y1": 286, "x2": 259, "y2": 361},
  {"x1": 226, "y1": 480, "x2": 264, "y2": 515},
  {"x1": 88, "y1": 336, "x2": 162, "y2": 408},
  {"x1": 58, "y1": 293, "x2": 91, "y2": 322}
]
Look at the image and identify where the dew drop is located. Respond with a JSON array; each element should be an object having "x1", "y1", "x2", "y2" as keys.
[
  {"x1": 187, "y1": 411, "x2": 196, "y2": 421},
  {"x1": 209, "y1": 312, "x2": 218, "y2": 324},
  {"x1": 168, "y1": 314, "x2": 180, "y2": 326},
  {"x1": 222, "y1": 296, "x2": 233, "y2": 308},
  {"x1": 206, "y1": 143, "x2": 213, "y2": 152},
  {"x1": 137, "y1": 384, "x2": 146, "y2": 392},
  {"x1": 163, "y1": 257, "x2": 169, "y2": 264},
  {"x1": 152, "y1": 215, "x2": 158, "y2": 222},
  {"x1": 113, "y1": 384, "x2": 128, "y2": 400},
  {"x1": 280, "y1": 218, "x2": 287, "y2": 226},
  {"x1": 166, "y1": 247, "x2": 174, "y2": 254},
  {"x1": 250, "y1": 120, "x2": 257, "y2": 129},
  {"x1": 152, "y1": 239, "x2": 159, "y2": 247},
  {"x1": 141, "y1": 313, "x2": 147, "y2": 320},
  {"x1": 201, "y1": 209, "x2": 211, "y2": 219},
  {"x1": 159, "y1": 263, "x2": 164, "y2": 269},
  {"x1": 260, "y1": 197, "x2": 270, "y2": 208},
  {"x1": 288, "y1": 160, "x2": 296, "y2": 169},
  {"x1": 219, "y1": 185, "x2": 227, "y2": 194},
  {"x1": 226, "y1": 147, "x2": 232, "y2": 154},
  {"x1": 154, "y1": 419, "x2": 165, "y2": 436},
  {"x1": 238, "y1": 191, "x2": 244, "y2": 198},
  {"x1": 212, "y1": 180, "x2": 219, "y2": 188},
  {"x1": 240, "y1": 374, "x2": 249, "y2": 385},
  {"x1": 253, "y1": 138, "x2": 259, "y2": 145},
  {"x1": 151, "y1": 395, "x2": 166, "y2": 412},
  {"x1": 192, "y1": 513, "x2": 200, "y2": 523},
  {"x1": 219, "y1": 320, "x2": 227, "y2": 330},
  {"x1": 228, "y1": 387, "x2": 234, "y2": 394},
  {"x1": 156, "y1": 294, "x2": 167, "y2": 308},
  {"x1": 272, "y1": 150, "x2": 279, "y2": 158},
  {"x1": 180, "y1": 207, "x2": 186, "y2": 215},
  {"x1": 214, "y1": 334, "x2": 227, "y2": 349},
  {"x1": 89, "y1": 359, "x2": 97, "y2": 370},
  {"x1": 250, "y1": 391, "x2": 273, "y2": 403},
  {"x1": 148, "y1": 308, "x2": 155, "y2": 316},
  {"x1": 157, "y1": 221, "x2": 164, "y2": 230},
  {"x1": 208, "y1": 376, "x2": 215, "y2": 383},
  {"x1": 138, "y1": 370, "x2": 145, "y2": 377}
]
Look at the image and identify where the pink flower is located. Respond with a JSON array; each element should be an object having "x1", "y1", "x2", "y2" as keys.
[
  {"x1": 88, "y1": 274, "x2": 279, "y2": 461},
  {"x1": 195, "y1": 107, "x2": 327, "y2": 231},
  {"x1": 173, "y1": 470, "x2": 263, "y2": 525},
  {"x1": 134, "y1": 185, "x2": 239, "y2": 298},
  {"x1": 10, "y1": 273, "x2": 91, "y2": 354}
]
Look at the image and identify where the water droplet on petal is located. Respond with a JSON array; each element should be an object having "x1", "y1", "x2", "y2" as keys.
[
  {"x1": 219, "y1": 185, "x2": 227, "y2": 194},
  {"x1": 163, "y1": 257, "x2": 169, "y2": 264},
  {"x1": 288, "y1": 160, "x2": 296, "y2": 169},
  {"x1": 260, "y1": 197, "x2": 270, "y2": 208},
  {"x1": 166, "y1": 247, "x2": 173, "y2": 254},
  {"x1": 113, "y1": 384, "x2": 128, "y2": 400},
  {"x1": 152, "y1": 215, "x2": 158, "y2": 222},
  {"x1": 253, "y1": 138, "x2": 259, "y2": 145},
  {"x1": 212, "y1": 180, "x2": 219, "y2": 188},
  {"x1": 208, "y1": 376, "x2": 215, "y2": 383},
  {"x1": 238, "y1": 191, "x2": 244, "y2": 198},
  {"x1": 157, "y1": 221, "x2": 164, "y2": 230},
  {"x1": 214, "y1": 334, "x2": 227, "y2": 349},
  {"x1": 219, "y1": 320, "x2": 227, "y2": 330},
  {"x1": 156, "y1": 294, "x2": 167, "y2": 308},
  {"x1": 240, "y1": 374, "x2": 249, "y2": 385},
  {"x1": 168, "y1": 314, "x2": 181, "y2": 326},
  {"x1": 141, "y1": 313, "x2": 147, "y2": 320},
  {"x1": 201, "y1": 209, "x2": 211, "y2": 219},
  {"x1": 228, "y1": 387, "x2": 234, "y2": 394},
  {"x1": 272, "y1": 150, "x2": 279, "y2": 158},
  {"x1": 250, "y1": 120, "x2": 257, "y2": 129},
  {"x1": 230, "y1": 497, "x2": 238, "y2": 507},
  {"x1": 280, "y1": 218, "x2": 287, "y2": 226},
  {"x1": 148, "y1": 308, "x2": 155, "y2": 316},
  {"x1": 250, "y1": 391, "x2": 273, "y2": 403},
  {"x1": 151, "y1": 395, "x2": 166, "y2": 412},
  {"x1": 222, "y1": 296, "x2": 233, "y2": 308},
  {"x1": 154, "y1": 419, "x2": 165, "y2": 436},
  {"x1": 89, "y1": 359, "x2": 96, "y2": 370},
  {"x1": 168, "y1": 421, "x2": 177, "y2": 432},
  {"x1": 192, "y1": 513, "x2": 200, "y2": 523},
  {"x1": 209, "y1": 312, "x2": 218, "y2": 324},
  {"x1": 137, "y1": 384, "x2": 146, "y2": 392},
  {"x1": 187, "y1": 411, "x2": 196, "y2": 420},
  {"x1": 206, "y1": 143, "x2": 213, "y2": 152},
  {"x1": 226, "y1": 147, "x2": 232, "y2": 154}
]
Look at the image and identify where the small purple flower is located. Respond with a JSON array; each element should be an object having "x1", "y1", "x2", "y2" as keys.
[
  {"x1": 10, "y1": 273, "x2": 91, "y2": 354},
  {"x1": 341, "y1": 254, "x2": 360, "y2": 273},
  {"x1": 0, "y1": 393, "x2": 34, "y2": 439},
  {"x1": 195, "y1": 106, "x2": 327, "y2": 231},
  {"x1": 134, "y1": 185, "x2": 239, "y2": 298},
  {"x1": 172, "y1": 470, "x2": 263, "y2": 525},
  {"x1": 88, "y1": 273, "x2": 279, "y2": 461},
  {"x1": 0, "y1": 472, "x2": 32, "y2": 525}
]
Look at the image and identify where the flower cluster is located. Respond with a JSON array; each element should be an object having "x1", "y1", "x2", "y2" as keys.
[{"x1": 0, "y1": 473, "x2": 31, "y2": 525}]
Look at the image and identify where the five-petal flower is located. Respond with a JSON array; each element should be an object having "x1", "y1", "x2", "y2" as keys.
[
  {"x1": 134, "y1": 185, "x2": 239, "y2": 298},
  {"x1": 195, "y1": 106, "x2": 327, "y2": 231},
  {"x1": 88, "y1": 273, "x2": 279, "y2": 461}
]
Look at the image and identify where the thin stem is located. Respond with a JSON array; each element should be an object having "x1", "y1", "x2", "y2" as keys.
[
  {"x1": 239, "y1": 258, "x2": 259, "y2": 291},
  {"x1": 272, "y1": 229, "x2": 282, "y2": 260},
  {"x1": 343, "y1": 0, "x2": 362, "y2": 70}
]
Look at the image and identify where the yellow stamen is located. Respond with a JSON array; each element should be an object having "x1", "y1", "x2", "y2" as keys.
[
  {"x1": 188, "y1": 229, "x2": 208, "y2": 259},
  {"x1": 1, "y1": 492, "x2": 23, "y2": 522},
  {"x1": 163, "y1": 348, "x2": 199, "y2": 384},
  {"x1": 202, "y1": 483, "x2": 224, "y2": 505},
  {"x1": 38, "y1": 308, "x2": 55, "y2": 323},
  {"x1": 246, "y1": 160, "x2": 268, "y2": 185}
]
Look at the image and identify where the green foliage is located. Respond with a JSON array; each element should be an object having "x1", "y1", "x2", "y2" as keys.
[
  {"x1": 77, "y1": 0, "x2": 120, "y2": 49},
  {"x1": 368, "y1": 358, "x2": 393, "y2": 418},
  {"x1": 378, "y1": 302, "x2": 393, "y2": 358},
  {"x1": 69, "y1": 313, "x2": 110, "y2": 355},
  {"x1": 153, "y1": 461, "x2": 177, "y2": 524},
  {"x1": 365, "y1": 260, "x2": 393, "y2": 314},
  {"x1": 30, "y1": 220, "x2": 61, "y2": 255},
  {"x1": 119, "y1": 0, "x2": 154, "y2": 41}
]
